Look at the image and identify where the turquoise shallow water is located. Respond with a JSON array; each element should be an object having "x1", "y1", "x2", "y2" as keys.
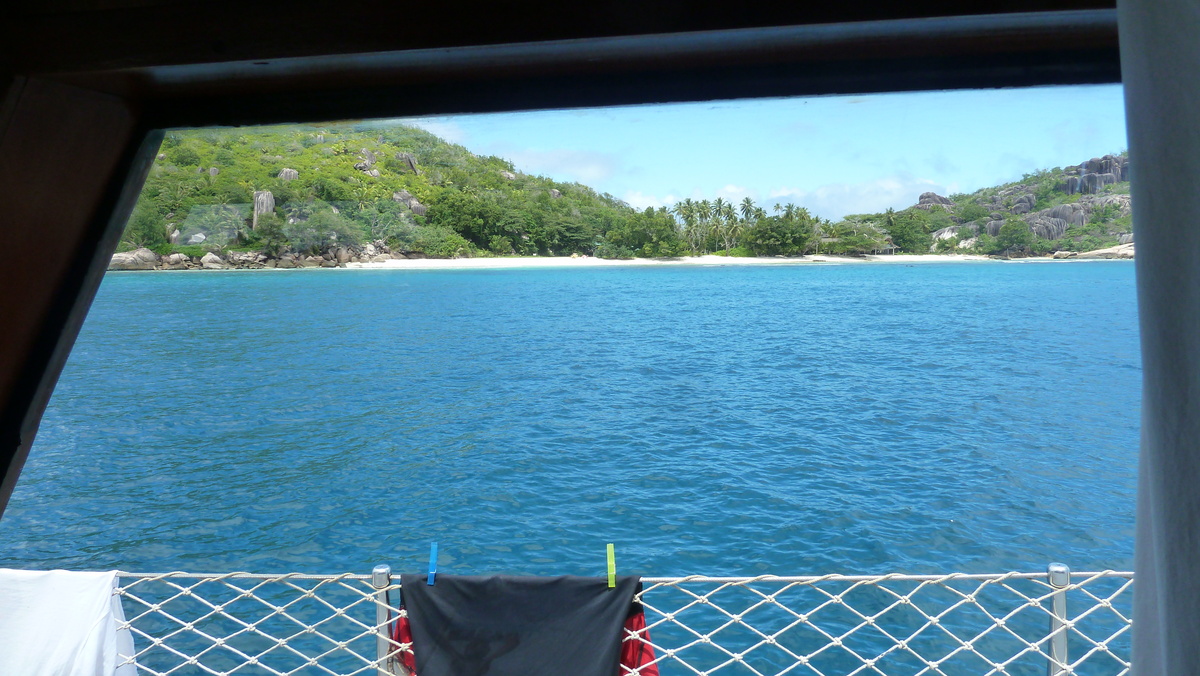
[{"x1": 0, "y1": 261, "x2": 1140, "y2": 577}]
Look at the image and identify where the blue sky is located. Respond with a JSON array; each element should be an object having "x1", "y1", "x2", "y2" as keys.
[{"x1": 403, "y1": 85, "x2": 1126, "y2": 220}]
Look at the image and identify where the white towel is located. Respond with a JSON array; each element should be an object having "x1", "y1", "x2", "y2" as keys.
[{"x1": 0, "y1": 569, "x2": 136, "y2": 676}]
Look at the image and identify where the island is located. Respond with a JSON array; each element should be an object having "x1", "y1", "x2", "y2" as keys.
[{"x1": 109, "y1": 123, "x2": 1134, "y2": 271}]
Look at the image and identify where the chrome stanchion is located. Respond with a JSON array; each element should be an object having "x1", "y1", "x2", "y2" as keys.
[
  {"x1": 1047, "y1": 562, "x2": 1070, "y2": 675},
  {"x1": 372, "y1": 564, "x2": 393, "y2": 675}
]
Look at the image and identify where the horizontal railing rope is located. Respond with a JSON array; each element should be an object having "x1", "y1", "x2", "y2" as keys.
[{"x1": 110, "y1": 568, "x2": 1134, "y2": 676}]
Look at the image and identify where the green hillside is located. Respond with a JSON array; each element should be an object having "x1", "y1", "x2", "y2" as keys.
[
  {"x1": 122, "y1": 122, "x2": 686, "y2": 259},
  {"x1": 825, "y1": 154, "x2": 1132, "y2": 256}
]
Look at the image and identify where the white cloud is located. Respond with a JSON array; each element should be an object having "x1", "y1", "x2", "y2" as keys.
[
  {"x1": 623, "y1": 191, "x2": 679, "y2": 210},
  {"x1": 626, "y1": 175, "x2": 955, "y2": 220},
  {"x1": 768, "y1": 174, "x2": 951, "y2": 219},
  {"x1": 503, "y1": 148, "x2": 619, "y2": 183},
  {"x1": 715, "y1": 184, "x2": 754, "y2": 202}
]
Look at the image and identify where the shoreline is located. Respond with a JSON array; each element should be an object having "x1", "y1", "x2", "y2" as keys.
[
  {"x1": 108, "y1": 250, "x2": 1135, "y2": 272},
  {"x1": 341, "y1": 253, "x2": 994, "y2": 270}
]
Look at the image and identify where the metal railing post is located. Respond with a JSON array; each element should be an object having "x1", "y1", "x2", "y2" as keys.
[
  {"x1": 1047, "y1": 562, "x2": 1070, "y2": 675},
  {"x1": 372, "y1": 564, "x2": 393, "y2": 675}
]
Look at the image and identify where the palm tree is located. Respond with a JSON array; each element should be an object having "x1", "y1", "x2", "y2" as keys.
[
  {"x1": 696, "y1": 199, "x2": 714, "y2": 253},
  {"x1": 726, "y1": 218, "x2": 745, "y2": 252},
  {"x1": 710, "y1": 200, "x2": 736, "y2": 252},
  {"x1": 709, "y1": 198, "x2": 725, "y2": 222},
  {"x1": 811, "y1": 213, "x2": 828, "y2": 255},
  {"x1": 740, "y1": 197, "x2": 756, "y2": 222},
  {"x1": 672, "y1": 199, "x2": 699, "y2": 253},
  {"x1": 671, "y1": 199, "x2": 695, "y2": 228}
]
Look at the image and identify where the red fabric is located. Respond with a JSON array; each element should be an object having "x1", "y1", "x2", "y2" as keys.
[
  {"x1": 620, "y1": 610, "x2": 660, "y2": 676},
  {"x1": 391, "y1": 611, "x2": 417, "y2": 675},
  {"x1": 391, "y1": 604, "x2": 659, "y2": 676}
]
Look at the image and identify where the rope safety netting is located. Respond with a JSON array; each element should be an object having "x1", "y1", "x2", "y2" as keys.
[{"x1": 113, "y1": 570, "x2": 1133, "y2": 675}]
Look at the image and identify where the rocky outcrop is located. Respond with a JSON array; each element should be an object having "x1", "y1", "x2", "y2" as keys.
[
  {"x1": 500, "y1": 171, "x2": 516, "y2": 180},
  {"x1": 159, "y1": 253, "x2": 188, "y2": 269},
  {"x1": 1093, "y1": 193, "x2": 1132, "y2": 213},
  {"x1": 354, "y1": 149, "x2": 378, "y2": 175},
  {"x1": 1084, "y1": 155, "x2": 1126, "y2": 179},
  {"x1": 903, "y1": 151, "x2": 1131, "y2": 254},
  {"x1": 1080, "y1": 172, "x2": 1117, "y2": 194},
  {"x1": 1010, "y1": 194, "x2": 1036, "y2": 215},
  {"x1": 392, "y1": 190, "x2": 427, "y2": 216},
  {"x1": 109, "y1": 248, "x2": 159, "y2": 270},
  {"x1": 394, "y1": 152, "x2": 421, "y2": 175},
  {"x1": 549, "y1": 189, "x2": 562, "y2": 199},
  {"x1": 226, "y1": 251, "x2": 267, "y2": 266},
  {"x1": 932, "y1": 226, "x2": 963, "y2": 241},
  {"x1": 252, "y1": 191, "x2": 275, "y2": 229},
  {"x1": 915, "y1": 192, "x2": 954, "y2": 211},
  {"x1": 1119, "y1": 233, "x2": 1134, "y2": 244},
  {"x1": 278, "y1": 168, "x2": 299, "y2": 180},
  {"x1": 200, "y1": 252, "x2": 226, "y2": 269},
  {"x1": 1029, "y1": 216, "x2": 1069, "y2": 241},
  {"x1": 107, "y1": 237, "x2": 466, "y2": 272},
  {"x1": 1046, "y1": 204, "x2": 1087, "y2": 226},
  {"x1": 187, "y1": 232, "x2": 207, "y2": 245},
  {"x1": 361, "y1": 241, "x2": 391, "y2": 259},
  {"x1": 1064, "y1": 154, "x2": 1128, "y2": 194},
  {"x1": 1012, "y1": 193, "x2": 1130, "y2": 243},
  {"x1": 1075, "y1": 243, "x2": 1135, "y2": 259}
]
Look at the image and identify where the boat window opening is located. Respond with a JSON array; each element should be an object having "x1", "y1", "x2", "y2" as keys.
[{"x1": 0, "y1": 86, "x2": 1138, "y2": 675}]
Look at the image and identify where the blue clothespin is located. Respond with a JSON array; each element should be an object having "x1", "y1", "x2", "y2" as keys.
[{"x1": 428, "y1": 542, "x2": 438, "y2": 586}]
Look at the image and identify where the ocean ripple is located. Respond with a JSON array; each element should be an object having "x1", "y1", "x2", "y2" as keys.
[{"x1": 0, "y1": 262, "x2": 1140, "y2": 577}]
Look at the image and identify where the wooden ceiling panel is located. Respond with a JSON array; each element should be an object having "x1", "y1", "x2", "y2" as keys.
[{"x1": 6, "y1": 0, "x2": 1116, "y2": 74}]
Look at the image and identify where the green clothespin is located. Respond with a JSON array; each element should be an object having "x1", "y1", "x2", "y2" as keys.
[{"x1": 607, "y1": 543, "x2": 616, "y2": 588}]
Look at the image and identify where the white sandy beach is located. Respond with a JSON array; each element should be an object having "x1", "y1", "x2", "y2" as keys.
[{"x1": 342, "y1": 253, "x2": 995, "y2": 270}]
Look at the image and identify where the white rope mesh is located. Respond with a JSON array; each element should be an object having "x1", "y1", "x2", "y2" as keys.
[{"x1": 112, "y1": 570, "x2": 1133, "y2": 675}]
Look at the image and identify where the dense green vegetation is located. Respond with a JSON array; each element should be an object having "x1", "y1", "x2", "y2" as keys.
[
  {"x1": 125, "y1": 123, "x2": 621, "y2": 258},
  {"x1": 121, "y1": 122, "x2": 830, "y2": 259},
  {"x1": 120, "y1": 122, "x2": 1131, "y2": 259}
]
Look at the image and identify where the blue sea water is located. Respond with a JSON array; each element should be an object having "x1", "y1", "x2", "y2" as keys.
[{"x1": 0, "y1": 261, "x2": 1140, "y2": 578}]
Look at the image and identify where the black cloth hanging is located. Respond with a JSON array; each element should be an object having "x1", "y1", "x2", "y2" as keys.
[{"x1": 399, "y1": 574, "x2": 641, "y2": 676}]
